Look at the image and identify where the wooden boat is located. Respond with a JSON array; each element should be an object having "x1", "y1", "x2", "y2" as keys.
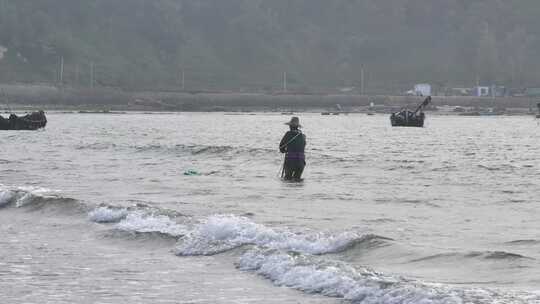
[
  {"x1": 0, "y1": 110, "x2": 47, "y2": 130},
  {"x1": 390, "y1": 111, "x2": 425, "y2": 127},
  {"x1": 390, "y1": 96, "x2": 431, "y2": 127}
]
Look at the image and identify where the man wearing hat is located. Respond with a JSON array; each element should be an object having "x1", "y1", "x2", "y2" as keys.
[{"x1": 279, "y1": 116, "x2": 306, "y2": 181}]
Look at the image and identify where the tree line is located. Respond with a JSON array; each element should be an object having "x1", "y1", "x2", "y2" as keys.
[{"x1": 0, "y1": 0, "x2": 539, "y2": 93}]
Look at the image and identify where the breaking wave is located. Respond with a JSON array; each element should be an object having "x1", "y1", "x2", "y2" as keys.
[
  {"x1": 114, "y1": 211, "x2": 187, "y2": 237},
  {"x1": 237, "y1": 248, "x2": 538, "y2": 304},
  {"x1": 0, "y1": 185, "x2": 80, "y2": 210},
  {"x1": 88, "y1": 206, "x2": 129, "y2": 223},
  {"x1": 2, "y1": 188, "x2": 539, "y2": 304},
  {"x1": 174, "y1": 214, "x2": 389, "y2": 256},
  {"x1": 86, "y1": 205, "x2": 188, "y2": 238},
  {"x1": 167, "y1": 215, "x2": 539, "y2": 303}
]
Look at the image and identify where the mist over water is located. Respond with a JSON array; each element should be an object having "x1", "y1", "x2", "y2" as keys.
[{"x1": 1, "y1": 112, "x2": 540, "y2": 303}]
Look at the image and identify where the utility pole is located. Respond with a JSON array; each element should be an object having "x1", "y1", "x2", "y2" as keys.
[
  {"x1": 59, "y1": 56, "x2": 64, "y2": 84},
  {"x1": 360, "y1": 66, "x2": 365, "y2": 95},
  {"x1": 181, "y1": 69, "x2": 185, "y2": 90},
  {"x1": 283, "y1": 72, "x2": 287, "y2": 93},
  {"x1": 75, "y1": 64, "x2": 80, "y2": 85},
  {"x1": 90, "y1": 62, "x2": 95, "y2": 88}
]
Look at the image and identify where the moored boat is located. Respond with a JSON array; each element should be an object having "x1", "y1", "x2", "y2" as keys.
[
  {"x1": 390, "y1": 96, "x2": 431, "y2": 127},
  {"x1": 0, "y1": 110, "x2": 47, "y2": 130}
]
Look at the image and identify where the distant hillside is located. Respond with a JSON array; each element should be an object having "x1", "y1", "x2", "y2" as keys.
[{"x1": 1, "y1": 0, "x2": 539, "y2": 93}]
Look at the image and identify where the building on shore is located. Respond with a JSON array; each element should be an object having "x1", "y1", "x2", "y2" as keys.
[
  {"x1": 525, "y1": 88, "x2": 540, "y2": 97},
  {"x1": 473, "y1": 85, "x2": 507, "y2": 97}
]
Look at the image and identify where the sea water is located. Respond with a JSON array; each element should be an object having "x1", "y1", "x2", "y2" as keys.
[{"x1": 1, "y1": 112, "x2": 539, "y2": 303}]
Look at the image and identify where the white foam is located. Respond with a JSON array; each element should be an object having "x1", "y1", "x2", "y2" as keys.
[
  {"x1": 174, "y1": 215, "x2": 537, "y2": 303},
  {"x1": 239, "y1": 249, "x2": 461, "y2": 304},
  {"x1": 115, "y1": 212, "x2": 186, "y2": 237},
  {"x1": 175, "y1": 214, "x2": 365, "y2": 256},
  {"x1": 17, "y1": 186, "x2": 61, "y2": 207},
  {"x1": 238, "y1": 249, "x2": 540, "y2": 304},
  {"x1": 88, "y1": 207, "x2": 128, "y2": 223},
  {"x1": 0, "y1": 186, "x2": 61, "y2": 207},
  {"x1": 0, "y1": 189, "x2": 15, "y2": 207}
]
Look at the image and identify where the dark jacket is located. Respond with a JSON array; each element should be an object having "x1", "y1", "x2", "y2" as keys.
[{"x1": 279, "y1": 129, "x2": 306, "y2": 163}]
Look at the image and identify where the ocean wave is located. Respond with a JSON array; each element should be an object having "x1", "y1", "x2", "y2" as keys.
[
  {"x1": 430, "y1": 165, "x2": 459, "y2": 172},
  {"x1": 75, "y1": 142, "x2": 116, "y2": 150},
  {"x1": 0, "y1": 185, "x2": 79, "y2": 210},
  {"x1": 88, "y1": 206, "x2": 129, "y2": 223},
  {"x1": 73, "y1": 142, "x2": 244, "y2": 156},
  {"x1": 237, "y1": 248, "x2": 539, "y2": 304},
  {"x1": 410, "y1": 250, "x2": 534, "y2": 263},
  {"x1": 471, "y1": 251, "x2": 533, "y2": 260},
  {"x1": 75, "y1": 141, "x2": 368, "y2": 164},
  {"x1": 133, "y1": 143, "x2": 274, "y2": 157},
  {"x1": 0, "y1": 193, "x2": 188, "y2": 238},
  {"x1": 175, "y1": 214, "x2": 390, "y2": 256},
  {"x1": 190, "y1": 145, "x2": 236, "y2": 155},
  {"x1": 0, "y1": 189, "x2": 15, "y2": 207},
  {"x1": 3, "y1": 195, "x2": 539, "y2": 303},
  {"x1": 114, "y1": 211, "x2": 187, "y2": 237},
  {"x1": 477, "y1": 164, "x2": 517, "y2": 172},
  {"x1": 505, "y1": 239, "x2": 540, "y2": 245}
]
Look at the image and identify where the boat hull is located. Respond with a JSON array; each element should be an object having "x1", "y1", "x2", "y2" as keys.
[
  {"x1": 390, "y1": 113, "x2": 425, "y2": 127},
  {"x1": 0, "y1": 111, "x2": 47, "y2": 130}
]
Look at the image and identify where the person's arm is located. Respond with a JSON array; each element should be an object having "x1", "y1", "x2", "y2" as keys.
[
  {"x1": 302, "y1": 133, "x2": 307, "y2": 164},
  {"x1": 279, "y1": 132, "x2": 290, "y2": 153}
]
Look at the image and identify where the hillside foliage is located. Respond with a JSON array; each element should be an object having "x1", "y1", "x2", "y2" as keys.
[{"x1": 0, "y1": 0, "x2": 539, "y2": 92}]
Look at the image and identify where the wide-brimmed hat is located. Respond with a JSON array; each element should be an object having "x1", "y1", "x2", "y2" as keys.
[{"x1": 285, "y1": 116, "x2": 301, "y2": 127}]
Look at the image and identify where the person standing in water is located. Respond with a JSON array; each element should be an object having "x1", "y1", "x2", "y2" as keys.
[{"x1": 279, "y1": 117, "x2": 306, "y2": 181}]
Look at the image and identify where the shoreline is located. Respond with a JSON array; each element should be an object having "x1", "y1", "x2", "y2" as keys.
[
  {"x1": 0, "y1": 83, "x2": 538, "y2": 114},
  {"x1": 1, "y1": 108, "x2": 537, "y2": 118}
]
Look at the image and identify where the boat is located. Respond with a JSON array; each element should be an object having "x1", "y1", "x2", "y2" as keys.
[
  {"x1": 390, "y1": 96, "x2": 431, "y2": 127},
  {"x1": 0, "y1": 110, "x2": 47, "y2": 130},
  {"x1": 391, "y1": 110, "x2": 425, "y2": 127}
]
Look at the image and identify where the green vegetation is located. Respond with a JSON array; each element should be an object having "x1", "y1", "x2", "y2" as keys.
[{"x1": 0, "y1": 0, "x2": 539, "y2": 92}]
